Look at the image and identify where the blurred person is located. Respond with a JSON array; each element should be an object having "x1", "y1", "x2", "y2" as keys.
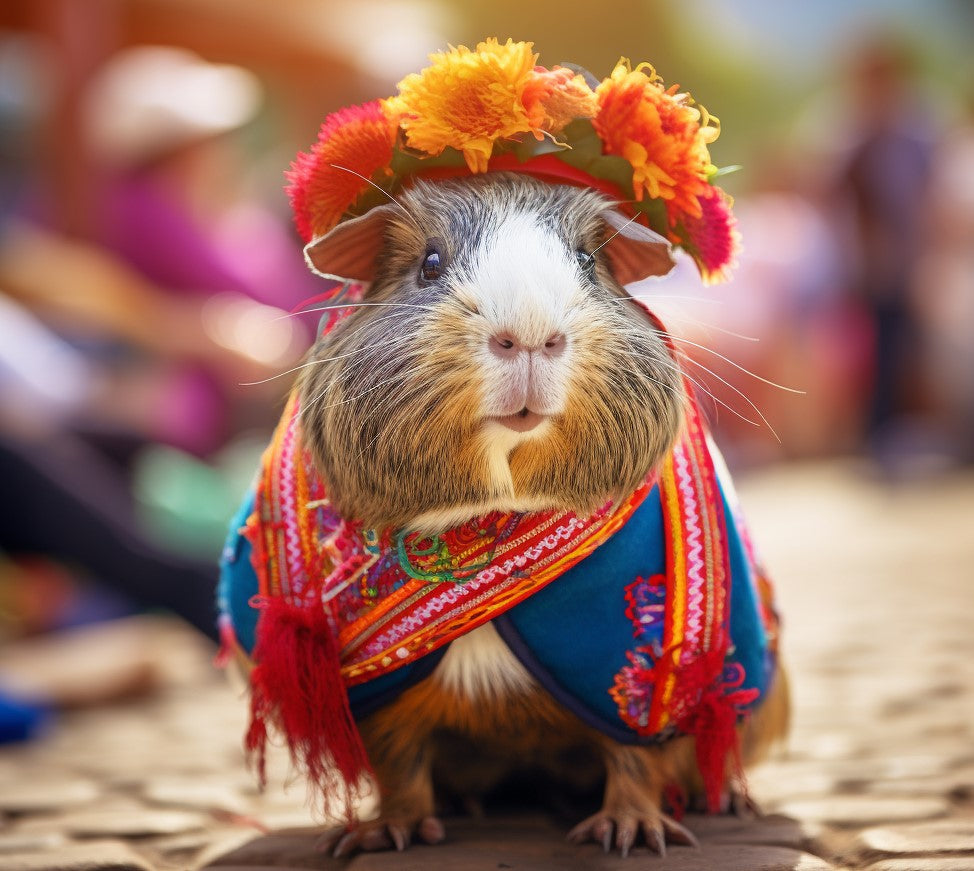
[
  {"x1": 6, "y1": 43, "x2": 315, "y2": 461},
  {"x1": 71, "y1": 45, "x2": 316, "y2": 456},
  {"x1": 0, "y1": 42, "x2": 314, "y2": 653},
  {"x1": 914, "y1": 90, "x2": 974, "y2": 462},
  {"x1": 833, "y1": 35, "x2": 937, "y2": 466}
]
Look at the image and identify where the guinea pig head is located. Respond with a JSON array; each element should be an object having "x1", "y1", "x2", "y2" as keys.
[{"x1": 298, "y1": 173, "x2": 685, "y2": 531}]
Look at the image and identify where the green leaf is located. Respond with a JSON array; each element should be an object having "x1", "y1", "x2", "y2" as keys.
[
  {"x1": 710, "y1": 164, "x2": 742, "y2": 179},
  {"x1": 557, "y1": 118, "x2": 604, "y2": 162},
  {"x1": 388, "y1": 146, "x2": 467, "y2": 178},
  {"x1": 511, "y1": 133, "x2": 571, "y2": 162}
]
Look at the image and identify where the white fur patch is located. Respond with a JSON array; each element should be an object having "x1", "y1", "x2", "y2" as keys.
[
  {"x1": 471, "y1": 213, "x2": 579, "y2": 343},
  {"x1": 433, "y1": 621, "x2": 535, "y2": 699},
  {"x1": 468, "y1": 212, "x2": 581, "y2": 420}
]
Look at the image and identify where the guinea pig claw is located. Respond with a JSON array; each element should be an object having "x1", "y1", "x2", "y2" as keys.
[
  {"x1": 388, "y1": 824, "x2": 408, "y2": 852},
  {"x1": 616, "y1": 822, "x2": 636, "y2": 858},
  {"x1": 661, "y1": 814, "x2": 700, "y2": 849},
  {"x1": 418, "y1": 815, "x2": 446, "y2": 844},
  {"x1": 331, "y1": 830, "x2": 361, "y2": 858},
  {"x1": 730, "y1": 789, "x2": 764, "y2": 818},
  {"x1": 569, "y1": 810, "x2": 698, "y2": 857},
  {"x1": 646, "y1": 826, "x2": 666, "y2": 857},
  {"x1": 323, "y1": 817, "x2": 445, "y2": 856},
  {"x1": 565, "y1": 814, "x2": 615, "y2": 855}
]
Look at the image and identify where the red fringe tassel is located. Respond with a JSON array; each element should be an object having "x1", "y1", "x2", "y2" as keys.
[
  {"x1": 667, "y1": 649, "x2": 760, "y2": 813},
  {"x1": 245, "y1": 596, "x2": 372, "y2": 822}
]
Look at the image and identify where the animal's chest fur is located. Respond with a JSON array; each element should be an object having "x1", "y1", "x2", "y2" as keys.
[
  {"x1": 358, "y1": 622, "x2": 601, "y2": 799},
  {"x1": 431, "y1": 622, "x2": 535, "y2": 701}
]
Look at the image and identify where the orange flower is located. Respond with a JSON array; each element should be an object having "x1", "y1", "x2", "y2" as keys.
[
  {"x1": 678, "y1": 185, "x2": 740, "y2": 284},
  {"x1": 522, "y1": 66, "x2": 598, "y2": 137},
  {"x1": 286, "y1": 100, "x2": 399, "y2": 242},
  {"x1": 388, "y1": 38, "x2": 539, "y2": 173},
  {"x1": 594, "y1": 61, "x2": 718, "y2": 224}
]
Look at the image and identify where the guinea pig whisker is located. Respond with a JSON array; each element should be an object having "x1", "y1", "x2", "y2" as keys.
[
  {"x1": 352, "y1": 377, "x2": 436, "y2": 463},
  {"x1": 275, "y1": 301, "x2": 439, "y2": 323},
  {"x1": 589, "y1": 212, "x2": 641, "y2": 257},
  {"x1": 614, "y1": 350, "x2": 762, "y2": 430},
  {"x1": 674, "y1": 352, "x2": 780, "y2": 441},
  {"x1": 640, "y1": 311, "x2": 761, "y2": 344},
  {"x1": 615, "y1": 292, "x2": 725, "y2": 305},
  {"x1": 303, "y1": 362, "x2": 434, "y2": 419},
  {"x1": 647, "y1": 330, "x2": 805, "y2": 395},
  {"x1": 606, "y1": 357, "x2": 687, "y2": 404},
  {"x1": 328, "y1": 163, "x2": 420, "y2": 229},
  {"x1": 238, "y1": 347, "x2": 373, "y2": 386},
  {"x1": 241, "y1": 309, "x2": 415, "y2": 387}
]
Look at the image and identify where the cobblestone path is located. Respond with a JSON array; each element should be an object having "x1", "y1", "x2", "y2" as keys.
[{"x1": 1, "y1": 461, "x2": 971, "y2": 870}]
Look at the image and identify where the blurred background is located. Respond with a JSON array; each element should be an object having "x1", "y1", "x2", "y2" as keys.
[{"x1": 0, "y1": 0, "x2": 972, "y2": 736}]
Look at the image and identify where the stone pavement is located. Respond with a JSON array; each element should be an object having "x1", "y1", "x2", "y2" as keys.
[{"x1": 0, "y1": 460, "x2": 972, "y2": 870}]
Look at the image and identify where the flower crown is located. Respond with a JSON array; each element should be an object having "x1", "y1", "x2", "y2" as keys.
[{"x1": 287, "y1": 38, "x2": 740, "y2": 285}]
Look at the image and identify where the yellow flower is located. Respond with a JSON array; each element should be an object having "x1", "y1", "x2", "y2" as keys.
[
  {"x1": 388, "y1": 38, "x2": 539, "y2": 173},
  {"x1": 594, "y1": 61, "x2": 718, "y2": 223}
]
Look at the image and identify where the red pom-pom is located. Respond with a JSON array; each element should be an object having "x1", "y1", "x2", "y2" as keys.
[
  {"x1": 679, "y1": 185, "x2": 741, "y2": 285},
  {"x1": 285, "y1": 100, "x2": 399, "y2": 243}
]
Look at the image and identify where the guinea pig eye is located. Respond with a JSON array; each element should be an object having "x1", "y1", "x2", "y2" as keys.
[
  {"x1": 575, "y1": 249, "x2": 596, "y2": 277},
  {"x1": 419, "y1": 246, "x2": 443, "y2": 283}
]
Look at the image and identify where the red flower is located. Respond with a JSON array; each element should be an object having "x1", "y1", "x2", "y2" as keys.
[
  {"x1": 286, "y1": 100, "x2": 399, "y2": 242},
  {"x1": 678, "y1": 185, "x2": 740, "y2": 284}
]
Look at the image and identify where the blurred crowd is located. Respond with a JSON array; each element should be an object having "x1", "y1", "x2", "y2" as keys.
[{"x1": 0, "y1": 2, "x2": 971, "y2": 737}]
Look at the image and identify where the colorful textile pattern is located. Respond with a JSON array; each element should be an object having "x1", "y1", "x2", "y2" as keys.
[
  {"x1": 610, "y1": 574, "x2": 669, "y2": 732},
  {"x1": 243, "y1": 392, "x2": 657, "y2": 686}
]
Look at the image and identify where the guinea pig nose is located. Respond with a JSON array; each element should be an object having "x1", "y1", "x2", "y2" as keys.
[
  {"x1": 489, "y1": 332, "x2": 566, "y2": 358},
  {"x1": 542, "y1": 332, "x2": 566, "y2": 355},
  {"x1": 489, "y1": 334, "x2": 520, "y2": 358}
]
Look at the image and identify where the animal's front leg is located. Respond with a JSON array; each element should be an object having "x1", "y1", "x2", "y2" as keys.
[
  {"x1": 567, "y1": 740, "x2": 699, "y2": 858},
  {"x1": 318, "y1": 715, "x2": 445, "y2": 856}
]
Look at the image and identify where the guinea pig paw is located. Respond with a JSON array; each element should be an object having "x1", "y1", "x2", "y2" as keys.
[
  {"x1": 317, "y1": 815, "x2": 445, "y2": 857},
  {"x1": 567, "y1": 810, "x2": 698, "y2": 858}
]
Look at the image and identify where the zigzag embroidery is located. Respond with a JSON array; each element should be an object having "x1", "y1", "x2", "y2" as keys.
[
  {"x1": 674, "y1": 444, "x2": 706, "y2": 656},
  {"x1": 279, "y1": 413, "x2": 304, "y2": 599}
]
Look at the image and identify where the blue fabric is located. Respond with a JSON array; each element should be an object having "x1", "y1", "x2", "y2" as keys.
[
  {"x1": 218, "y1": 478, "x2": 774, "y2": 736},
  {"x1": 723, "y1": 492, "x2": 773, "y2": 701},
  {"x1": 217, "y1": 489, "x2": 260, "y2": 654},
  {"x1": 0, "y1": 690, "x2": 50, "y2": 744},
  {"x1": 498, "y1": 483, "x2": 772, "y2": 743},
  {"x1": 497, "y1": 484, "x2": 668, "y2": 742}
]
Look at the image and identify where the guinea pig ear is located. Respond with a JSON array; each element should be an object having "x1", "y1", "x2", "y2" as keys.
[
  {"x1": 303, "y1": 203, "x2": 399, "y2": 283},
  {"x1": 601, "y1": 209, "x2": 676, "y2": 286}
]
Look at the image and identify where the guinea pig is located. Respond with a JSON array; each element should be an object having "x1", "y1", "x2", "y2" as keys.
[{"x1": 224, "y1": 170, "x2": 788, "y2": 859}]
